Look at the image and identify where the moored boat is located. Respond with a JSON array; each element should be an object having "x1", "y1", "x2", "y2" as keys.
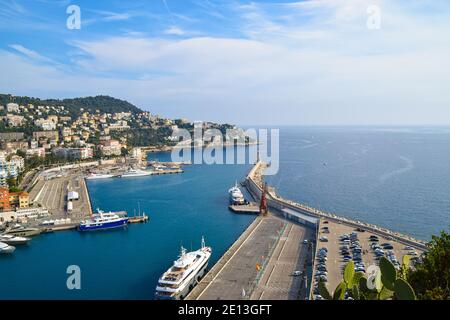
[
  {"x1": 85, "y1": 173, "x2": 115, "y2": 180},
  {"x1": 228, "y1": 182, "x2": 246, "y2": 205},
  {"x1": 3, "y1": 225, "x2": 41, "y2": 237},
  {"x1": 0, "y1": 241, "x2": 15, "y2": 254},
  {"x1": 119, "y1": 168, "x2": 153, "y2": 178},
  {"x1": 0, "y1": 234, "x2": 30, "y2": 245},
  {"x1": 155, "y1": 237, "x2": 212, "y2": 300},
  {"x1": 78, "y1": 209, "x2": 129, "y2": 232}
]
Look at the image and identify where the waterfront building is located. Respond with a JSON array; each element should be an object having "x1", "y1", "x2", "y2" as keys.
[
  {"x1": 99, "y1": 139, "x2": 122, "y2": 156},
  {"x1": 0, "y1": 207, "x2": 50, "y2": 223},
  {"x1": 9, "y1": 191, "x2": 29, "y2": 209},
  {"x1": 0, "y1": 188, "x2": 10, "y2": 211}
]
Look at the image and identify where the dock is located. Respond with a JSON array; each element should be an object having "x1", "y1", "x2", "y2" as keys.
[
  {"x1": 188, "y1": 160, "x2": 428, "y2": 300},
  {"x1": 151, "y1": 169, "x2": 184, "y2": 175},
  {"x1": 128, "y1": 215, "x2": 149, "y2": 224},
  {"x1": 228, "y1": 203, "x2": 260, "y2": 214}
]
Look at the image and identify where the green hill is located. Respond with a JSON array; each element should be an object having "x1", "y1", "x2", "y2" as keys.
[{"x1": 0, "y1": 94, "x2": 143, "y2": 115}]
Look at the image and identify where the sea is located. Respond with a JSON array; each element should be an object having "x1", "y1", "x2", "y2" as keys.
[{"x1": 0, "y1": 126, "x2": 448, "y2": 299}]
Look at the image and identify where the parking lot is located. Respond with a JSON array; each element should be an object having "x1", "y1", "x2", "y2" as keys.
[
  {"x1": 31, "y1": 171, "x2": 92, "y2": 219},
  {"x1": 311, "y1": 219, "x2": 423, "y2": 299}
]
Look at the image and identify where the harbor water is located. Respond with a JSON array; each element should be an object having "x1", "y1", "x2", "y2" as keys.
[
  {"x1": 1, "y1": 127, "x2": 449, "y2": 299},
  {"x1": 0, "y1": 148, "x2": 255, "y2": 299}
]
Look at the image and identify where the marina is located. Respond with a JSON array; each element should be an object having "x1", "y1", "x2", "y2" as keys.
[{"x1": 0, "y1": 153, "x2": 254, "y2": 299}]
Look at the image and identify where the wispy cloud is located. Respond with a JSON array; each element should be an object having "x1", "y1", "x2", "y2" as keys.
[
  {"x1": 8, "y1": 44, "x2": 56, "y2": 65},
  {"x1": 2, "y1": 0, "x2": 450, "y2": 125}
]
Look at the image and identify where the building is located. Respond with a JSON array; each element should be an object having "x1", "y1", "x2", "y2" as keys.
[
  {"x1": 0, "y1": 207, "x2": 50, "y2": 223},
  {"x1": 0, "y1": 160, "x2": 19, "y2": 187},
  {"x1": 67, "y1": 191, "x2": 79, "y2": 201},
  {"x1": 9, "y1": 155, "x2": 25, "y2": 172},
  {"x1": 53, "y1": 147, "x2": 93, "y2": 160},
  {"x1": 0, "y1": 187, "x2": 10, "y2": 211},
  {"x1": 6, "y1": 103, "x2": 20, "y2": 113},
  {"x1": 33, "y1": 130, "x2": 59, "y2": 142},
  {"x1": 6, "y1": 114, "x2": 25, "y2": 127},
  {"x1": 0, "y1": 132, "x2": 25, "y2": 141},
  {"x1": 9, "y1": 191, "x2": 29, "y2": 209},
  {"x1": 35, "y1": 118, "x2": 57, "y2": 130},
  {"x1": 26, "y1": 147, "x2": 46, "y2": 158},
  {"x1": 2, "y1": 141, "x2": 28, "y2": 152},
  {"x1": 99, "y1": 139, "x2": 122, "y2": 156}
]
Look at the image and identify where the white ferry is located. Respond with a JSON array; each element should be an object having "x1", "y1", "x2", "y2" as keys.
[
  {"x1": 228, "y1": 182, "x2": 246, "y2": 205},
  {"x1": 85, "y1": 173, "x2": 115, "y2": 180},
  {"x1": 155, "y1": 237, "x2": 212, "y2": 300}
]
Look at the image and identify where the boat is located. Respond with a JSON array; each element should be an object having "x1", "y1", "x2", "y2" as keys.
[
  {"x1": 228, "y1": 182, "x2": 246, "y2": 205},
  {"x1": 0, "y1": 234, "x2": 30, "y2": 245},
  {"x1": 85, "y1": 173, "x2": 115, "y2": 180},
  {"x1": 78, "y1": 209, "x2": 129, "y2": 231},
  {"x1": 128, "y1": 203, "x2": 149, "y2": 224},
  {"x1": 155, "y1": 237, "x2": 212, "y2": 300},
  {"x1": 0, "y1": 241, "x2": 15, "y2": 254},
  {"x1": 3, "y1": 225, "x2": 41, "y2": 237},
  {"x1": 119, "y1": 168, "x2": 153, "y2": 178}
]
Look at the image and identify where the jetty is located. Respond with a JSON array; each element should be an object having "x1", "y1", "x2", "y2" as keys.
[
  {"x1": 187, "y1": 161, "x2": 428, "y2": 300},
  {"x1": 228, "y1": 203, "x2": 260, "y2": 214}
]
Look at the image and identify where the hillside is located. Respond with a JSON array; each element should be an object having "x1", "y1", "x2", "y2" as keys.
[{"x1": 0, "y1": 94, "x2": 143, "y2": 115}]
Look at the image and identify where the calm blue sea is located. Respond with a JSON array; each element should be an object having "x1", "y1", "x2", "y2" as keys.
[
  {"x1": 264, "y1": 126, "x2": 450, "y2": 241},
  {"x1": 0, "y1": 127, "x2": 448, "y2": 299}
]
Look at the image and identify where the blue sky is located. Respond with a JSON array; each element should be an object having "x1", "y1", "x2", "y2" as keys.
[{"x1": 1, "y1": 0, "x2": 450, "y2": 125}]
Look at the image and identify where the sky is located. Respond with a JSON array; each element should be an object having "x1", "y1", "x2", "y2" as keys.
[{"x1": 0, "y1": 0, "x2": 449, "y2": 125}]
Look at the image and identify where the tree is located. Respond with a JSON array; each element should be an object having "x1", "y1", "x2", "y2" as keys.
[
  {"x1": 318, "y1": 257, "x2": 416, "y2": 300},
  {"x1": 408, "y1": 231, "x2": 450, "y2": 300}
]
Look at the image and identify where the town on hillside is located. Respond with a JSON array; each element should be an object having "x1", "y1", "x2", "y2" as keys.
[{"x1": 0, "y1": 94, "x2": 239, "y2": 214}]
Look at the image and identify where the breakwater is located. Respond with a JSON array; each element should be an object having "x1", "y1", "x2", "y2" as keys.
[{"x1": 244, "y1": 161, "x2": 428, "y2": 251}]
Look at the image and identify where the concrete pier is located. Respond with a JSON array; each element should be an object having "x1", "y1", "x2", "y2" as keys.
[
  {"x1": 188, "y1": 161, "x2": 428, "y2": 301},
  {"x1": 187, "y1": 215, "x2": 310, "y2": 300}
]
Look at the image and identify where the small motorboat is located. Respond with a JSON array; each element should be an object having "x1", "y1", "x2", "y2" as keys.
[
  {"x1": 0, "y1": 241, "x2": 15, "y2": 254},
  {"x1": 0, "y1": 234, "x2": 30, "y2": 245}
]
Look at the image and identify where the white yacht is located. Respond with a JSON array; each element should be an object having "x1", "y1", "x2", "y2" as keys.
[
  {"x1": 155, "y1": 237, "x2": 212, "y2": 300},
  {"x1": 120, "y1": 168, "x2": 153, "y2": 178},
  {"x1": 228, "y1": 182, "x2": 245, "y2": 205},
  {"x1": 0, "y1": 234, "x2": 30, "y2": 245},
  {"x1": 0, "y1": 241, "x2": 15, "y2": 254},
  {"x1": 85, "y1": 173, "x2": 115, "y2": 180}
]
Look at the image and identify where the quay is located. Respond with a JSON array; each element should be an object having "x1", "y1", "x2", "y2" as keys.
[
  {"x1": 188, "y1": 161, "x2": 428, "y2": 300},
  {"x1": 151, "y1": 169, "x2": 184, "y2": 175},
  {"x1": 228, "y1": 203, "x2": 260, "y2": 214}
]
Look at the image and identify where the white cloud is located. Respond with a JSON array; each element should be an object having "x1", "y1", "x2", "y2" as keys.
[
  {"x1": 164, "y1": 26, "x2": 186, "y2": 36},
  {"x1": 3, "y1": 0, "x2": 450, "y2": 125}
]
